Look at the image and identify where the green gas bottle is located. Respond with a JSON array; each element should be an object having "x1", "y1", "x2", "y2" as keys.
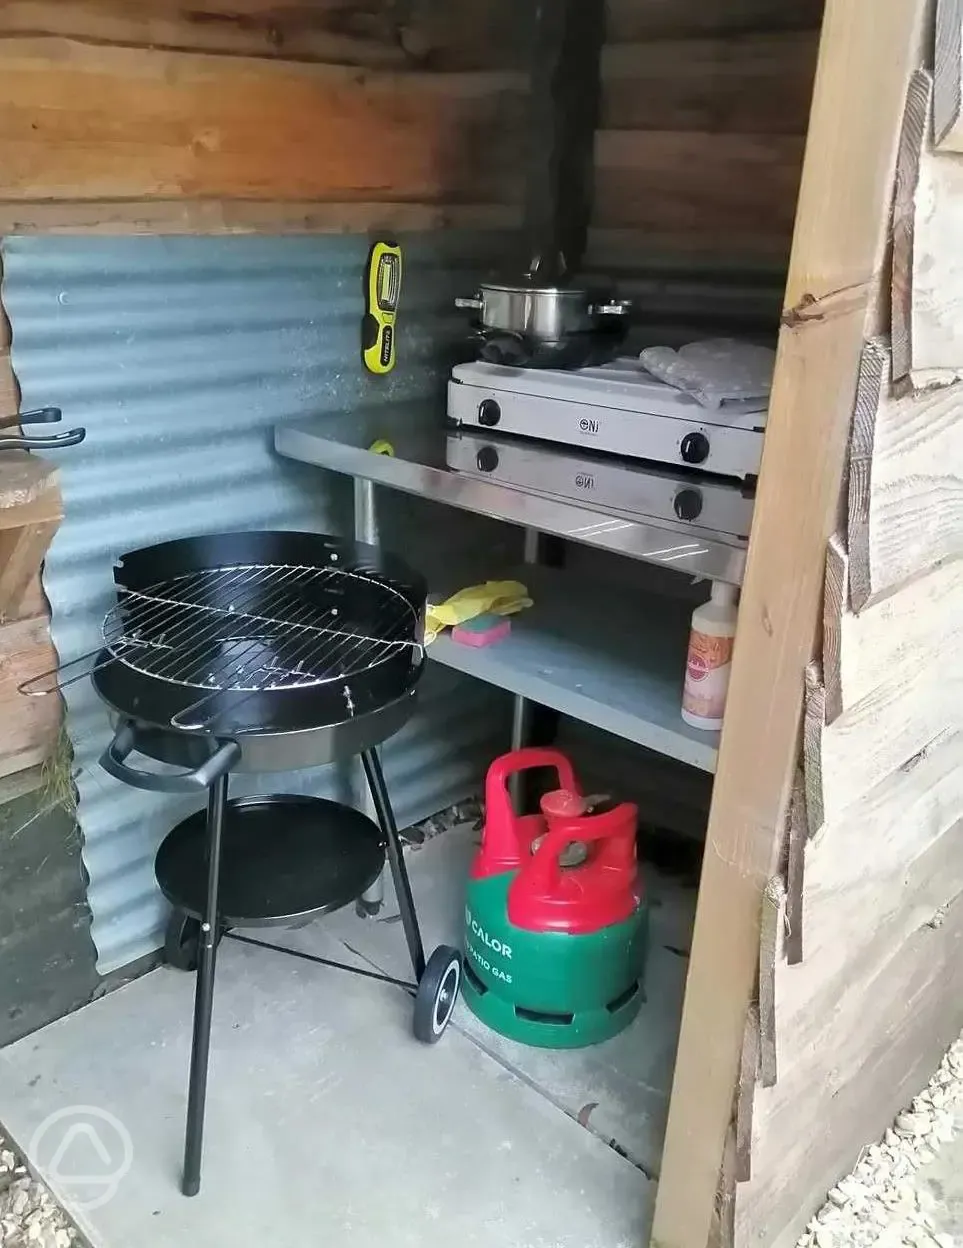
[{"x1": 462, "y1": 747, "x2": 648, "y2": 1049}]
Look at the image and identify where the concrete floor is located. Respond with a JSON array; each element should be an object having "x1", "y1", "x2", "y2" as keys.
[
  {"x1": 0, "y1": 825, "x2": 690, "y2": 1248},
  {"x1": 310, "y1": 822, "x2": 695, "y2": 1176}
]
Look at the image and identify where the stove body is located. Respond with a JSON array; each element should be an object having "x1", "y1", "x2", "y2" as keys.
[
  {"x1": 445, "y1": 430, "x2": 754, "y2": 541},
  {"x1": 448, "y1": 357, "x2": 768, "y2": 482}
]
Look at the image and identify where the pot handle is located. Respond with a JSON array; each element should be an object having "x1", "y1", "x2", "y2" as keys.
[
  {"x1": 455, "y1": 295, "x2": 483, "y2": 311},
  {"x1": 477, "y1": 331, "x2": 530, "y2": 367},
  {"x1": 590, "y1": 300, "x2": 632, "y2": 317},
  {"x1": 99, "y1": 721, "x2": 241, "y2": 793}
]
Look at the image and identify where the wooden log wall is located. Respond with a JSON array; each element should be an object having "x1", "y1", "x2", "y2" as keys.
[
  {"x1": 0, "y1": 1, "x2": 528, "y2": 236},
  {"x1": 0, "y1": 1, "x2": 523, "y2": 70},
  {"x1": 588, "y1": 0, "x2": 823, "y2": 273},
  {"x1": 729, "y1": 19, "x2": 963, "y2": 1246},
  {"x1": 0, "y1": 0, "x2": 527, "y2": 783}
]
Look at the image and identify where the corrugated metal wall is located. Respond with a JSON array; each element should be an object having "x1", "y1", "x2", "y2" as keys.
[{"x1": 3, "y1": 233, "x2": 515, "y2": 975}]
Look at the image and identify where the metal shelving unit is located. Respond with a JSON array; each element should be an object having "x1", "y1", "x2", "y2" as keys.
[{"x1": 275, "y1": 412, "x2": 727, "y2": 768}]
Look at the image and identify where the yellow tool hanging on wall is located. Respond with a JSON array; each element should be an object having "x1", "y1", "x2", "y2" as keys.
[{"x1": 362, "y1": 240, "x2": 403, "y2": 374}]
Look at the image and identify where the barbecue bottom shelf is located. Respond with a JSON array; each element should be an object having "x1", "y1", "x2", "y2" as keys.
[{"x1": 154, "y1": 794, "x2": 386, "y2": 928}]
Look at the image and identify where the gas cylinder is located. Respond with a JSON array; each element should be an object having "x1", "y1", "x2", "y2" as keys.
[{"x1": 462, "y1": 748, "x2": 648, "y2": 1048}]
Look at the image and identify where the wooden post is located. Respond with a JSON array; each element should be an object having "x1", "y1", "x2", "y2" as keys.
[{"x1": 650, "y1": 2, "x2": 932, "y2": 1246}]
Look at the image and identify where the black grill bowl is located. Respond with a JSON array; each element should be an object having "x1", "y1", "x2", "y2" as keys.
[{"x1": 92, "y1": 530, "x2": 427, "y2": 771}]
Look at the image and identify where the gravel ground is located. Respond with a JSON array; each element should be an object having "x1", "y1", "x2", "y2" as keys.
[
  {"x1": 796, "y1": 1033, "x2": 963, "y2": 1248},
  {"x1": 0, "y1": 1137, "x2": 81, "y2": 1248}
]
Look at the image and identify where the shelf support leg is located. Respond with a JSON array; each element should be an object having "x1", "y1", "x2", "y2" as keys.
[
  {"x1": 508, "y1": 527, "x2": 542, "y2": 809},
  {"x1": 182, "y1": 771, "x2": 228, "y2": 1197},
  {"x1": 354, "y1": 476, "x2": 386, "y2": 914}
]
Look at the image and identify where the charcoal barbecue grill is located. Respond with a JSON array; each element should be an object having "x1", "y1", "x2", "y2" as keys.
[{"x1": 22, "y1": 530, "x2": 463, "y2": 1198}]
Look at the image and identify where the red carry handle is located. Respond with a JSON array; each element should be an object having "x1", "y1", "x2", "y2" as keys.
[
  {"x1": 520, "y1": 802, "x2": 638, "y2": 899},
  {"x1": 479, "y1": 748, "x2": 580, "y2": 871},
  {"x1": 484, "y1": 747, "x2": 579, "y2": 823}
]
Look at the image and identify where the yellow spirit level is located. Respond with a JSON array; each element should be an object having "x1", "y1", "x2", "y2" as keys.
[{"x1": 362, "y1": 241, "x2": 402, "y2": 374}]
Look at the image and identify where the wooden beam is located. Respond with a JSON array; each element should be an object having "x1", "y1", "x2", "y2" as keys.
[
  {"x1": 935, "y1": 0, "x2": 963, "y2": 148},
  {"x1": 650, "y1": 0, "x2": 931, "y2": 1244},
  {"x1": 0, "y1": 517, "x2": 59, "y2": 623},
  {"x1": 824, "y1": 536, "x2": 963, "y2": 723},
  {"x1": 0, "y1": 38, "x2": 526, "y2": 206},
  {"x1": 0, "y1": 253, "x2": 19, "y2": 418},
  {"x1": 0, "y1": 0, "x2": 525, "y2": 71},
  {"x1": 757, "y1": 876, "x2": 784, "y2": 1090},
  {"x1": 0, "y1": 258, "x2": 62, "y2": 626},
  {"x1": 892, "y1": 68, "x2": 963, "y2": 384},
  {"x1": 601, "y1": 32, "x2": 820, "y2": 135},
  {"x1": 0, "y1": 0, "x2": 410, "y2": 67},
  {"x1": 605, "y1": 0, "x2": 825, "y2": 42},
  {"x1": 0, "y1": 200, "x2": 521, "y2": 236},
  {"x1": 847, "y1": 339, "x2": 963, "y2": 608},
  {"x1": 734, "y1": 1005, "x2": 759, "y2": 1182},
  {"x1": 0, "y1": 763, "x2": 45, "y2": 808},
  {"x1": 0, "y1": 612, "x2": 60, "y2": 779},
  {"x1": 592, "y1": 129, "x2": 805, "y2": 247},
  {"x1": 892, "y1": 69, "x2": 931, "y2": 380},
  {"x1": 709, "y1": 1125, "x2": 737, "y2": 1248},
  {"x1": 0, "y1": 481, "x2": 62, "y2": 533},
  {"x1": 784, "y1": 770, "x2": 806, "y2": 965},
  {"x1": 0, "y1": 462, "x2": 61, "y2": 625},
  {"x1": 0, "y1": 454, "x2": 59, "y2": 513}
]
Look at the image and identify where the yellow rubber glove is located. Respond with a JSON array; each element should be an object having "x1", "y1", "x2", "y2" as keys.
[{"x1": 425, "y1": 580, "x2": 532, "y2": 644}]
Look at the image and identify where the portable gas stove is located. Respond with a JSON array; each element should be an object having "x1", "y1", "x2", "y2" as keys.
[{"x1": 448, "y1": 357, "x2": 768, "y2": 481}]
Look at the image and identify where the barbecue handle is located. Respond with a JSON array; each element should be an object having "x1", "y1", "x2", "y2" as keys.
[{"x1": 99, "y1": 723, "x2": 241, "y2": 793}]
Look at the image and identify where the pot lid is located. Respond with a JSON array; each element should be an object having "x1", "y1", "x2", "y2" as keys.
[{"x1": 480, "y1": 278, "x2": 591, "y2": 298}]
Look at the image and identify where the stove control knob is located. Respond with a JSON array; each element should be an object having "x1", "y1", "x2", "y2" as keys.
[
  {"x1": 680, "y1": 431, "x2": 710, "y2": 465},
  {"x1": 476, "y1": 446, "x2": 499, "y2": 473},
  {"x1": 673, "y1": 487, "x2": 704, "y2": 522},
  {"x1": 478, "y1": 399, "x2": 501, "y2": 427}
]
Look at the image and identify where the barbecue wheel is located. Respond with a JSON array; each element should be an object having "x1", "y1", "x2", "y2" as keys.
[
  {"x1": 164, "y1": 909, "x2": 224, "y2": 972},
  {"x1": 413, "y1": 946, "x2": 462, "y2": 1044}
]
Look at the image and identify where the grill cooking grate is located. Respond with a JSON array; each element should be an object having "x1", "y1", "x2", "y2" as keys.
[{"x1": 103, "y1": 562, "x2": 421, "y2": 697}]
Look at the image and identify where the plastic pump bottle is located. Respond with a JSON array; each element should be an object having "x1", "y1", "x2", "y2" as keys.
[{"x1": 681, "y1": 581, "x2": 739, "y2": 731}]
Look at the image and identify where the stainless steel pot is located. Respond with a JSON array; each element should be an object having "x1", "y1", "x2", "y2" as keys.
[{"x1": 455, "y1": 281, "x2": 630, "y2": 343}]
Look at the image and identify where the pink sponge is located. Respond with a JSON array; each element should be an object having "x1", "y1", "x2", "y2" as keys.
[{"x1": 451, "y1": 612, "x2": 512, "y2": 647}]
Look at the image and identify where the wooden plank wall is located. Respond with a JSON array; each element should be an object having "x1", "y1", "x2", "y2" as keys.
[
  {"x1": 0, "y1": 258, "x2": 61, "y2": 782},
  {"x1": 0, "y1": 0, "x2": 526, "y2": 783},
  {"x1": 0, "y1": 1, "x2": 523, "y2": 70},
  {"x1": 730, "y1": 19, "x2": 963, "y2": 1246},
  {"x1": 0, "y1": 2, "x2": 528, "y2": 235},
  {"x1": 588, "y1": 0, "x2": 823, "y2": 273},
  {"x1": 650, "y1": 1, "x2": 936, "y2": 1245},
  {"x1": 893, "y1": 59, "x2": 963, "y2": 384}
]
